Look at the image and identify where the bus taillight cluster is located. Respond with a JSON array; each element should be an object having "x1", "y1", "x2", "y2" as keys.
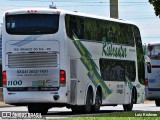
[
  {"x1": 60, "y1": 70, "x2": 66, "y2": 86},
  {"x1": 2, "y1": 71, "x2": 6, "y2": 85}
]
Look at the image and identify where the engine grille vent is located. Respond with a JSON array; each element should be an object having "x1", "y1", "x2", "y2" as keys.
[{"x1": 8, "y1": 52, "x2": 58, "y2": 68}]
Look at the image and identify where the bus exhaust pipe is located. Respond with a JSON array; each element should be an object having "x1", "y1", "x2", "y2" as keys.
[{"x1": 53, "y1": 95, "x2": 60, "y2": 101}]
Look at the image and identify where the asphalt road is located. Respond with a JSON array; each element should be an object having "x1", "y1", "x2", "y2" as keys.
[{"x1": 0, "y1": 103, "x2": 159, "y2": 119}]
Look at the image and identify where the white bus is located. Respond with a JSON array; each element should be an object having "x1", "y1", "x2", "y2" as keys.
[
  {"x1": 145, "y1": 43, "x2": 160, "y2": 106},
  {"x1": 0, "y1": 23, "x2": 2, "y2": 87},
  {"x1": 2, "y1": 8, "x2": 145, "y2": 114}
]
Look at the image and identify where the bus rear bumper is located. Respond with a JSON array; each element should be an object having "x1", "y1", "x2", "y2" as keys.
[
  {"x1": 3, "y1": 88, "x2": 68, "y2": 105},
  {"x1": 145, "y1": 88, "x2": 160, "y2": 100}
]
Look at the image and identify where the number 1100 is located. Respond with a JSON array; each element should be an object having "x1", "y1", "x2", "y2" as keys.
[{"x1": 8, "y1": 80, "x2": 22, "y2": 86}]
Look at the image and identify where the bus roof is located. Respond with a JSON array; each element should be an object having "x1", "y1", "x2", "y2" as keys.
[
  {"x1": 148, "y1": 42, "x2": 160, "y2": 46},
  {"x1": 4, "y1": 8, "x2": 136, "y2": 26}
]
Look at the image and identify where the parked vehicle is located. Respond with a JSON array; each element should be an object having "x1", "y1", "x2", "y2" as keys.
[{"x1": 145, "y1": 43, "x2": 160, "y2": 106}]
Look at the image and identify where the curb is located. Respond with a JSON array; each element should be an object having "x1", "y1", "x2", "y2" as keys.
[{"x1": 0, "y1": 101, "x2": 13, "y2": 108}]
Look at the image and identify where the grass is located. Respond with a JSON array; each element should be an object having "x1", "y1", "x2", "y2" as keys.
[
  {"x1": 47, "y1": 111, "x2": 160, "y2": 120},
  {"x1": 51, "y1": 118, "x2": 160, "y2": 120}
]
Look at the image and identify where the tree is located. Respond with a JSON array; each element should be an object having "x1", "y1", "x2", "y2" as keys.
[
  {"x1": 149, "y1": 0, "x2": 160, "y2": 16},
  {"x1": 143, "y1": 44, "x2": 147, "y2": 55}
]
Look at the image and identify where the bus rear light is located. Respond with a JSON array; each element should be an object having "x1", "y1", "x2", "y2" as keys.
[
  {"x1": 5, "y1": 12, "x2": 10, "y2": 15},
  {"x1": 145, "y1": 79, "x2": 148, "y2": 86},
  {"x1": 60, "y1": 70, "x2": 66, "y2": 86},
  {"x1": 56, "y1": 11, "x2": 61, "y2": 14},
  {"x1": 27, "y1": 10, "x2": 37, "y2": 13},
  {"x1": 2, "y1": 71, "x2": 7, "y2": 85}
]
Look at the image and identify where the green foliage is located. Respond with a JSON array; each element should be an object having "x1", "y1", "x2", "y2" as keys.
[
  {"x1": 149, "y1": 0, "x2": 160, "y2": 16},
  {"x1": 143, "y1": 44, "x2": 147, "y2": 55}
]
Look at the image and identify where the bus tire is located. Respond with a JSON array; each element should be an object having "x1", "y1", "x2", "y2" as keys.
[
  {"x1": 123, "y1": 90, "x2": 134, "y2": 111},
  {"x1": 92, "y1": 90, "x2": 101, "y2": 113},
  {"x1": 83, "y1": 89, "x2": 93, "y2": 113},
  {"x1": 71, "y1": 106, "x2": 83, "y2": 113},
  {"x1": 28, "y1": 104, "x2": 48, "y2": 115},
  {"x1": 155, "y1": 100, "x2": 160, "y2": 107},
  {"x1": 132, "y1": 87, "x2": 137, "y2": 104},
  {"x1": 123, "y1": 103, "x2": 133, "y2": 111}
]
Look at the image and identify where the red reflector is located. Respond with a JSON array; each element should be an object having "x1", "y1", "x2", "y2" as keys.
[
  {"x1": 60, "y1": 70, "x2": 66, "y2": 85},
  {"x1": 27, "y1": 10, "x2": 37, "y2": 13},
  {"x1": 2, "y1": 71, "x2": 7, "y2": 85},
  {"x1": 56, "y1": 11, "x2": 61, "y2": 14},
  {"x1": 5, "y1": 12, "x2": 10, "y2": 15},
  {"x1": 145, "y1": 79, "x2": 148, "y2": 86}
]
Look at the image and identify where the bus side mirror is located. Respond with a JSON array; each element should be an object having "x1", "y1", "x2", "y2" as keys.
[{"x1": 147, "y1": 62, "x2": 151, "y2": 73}]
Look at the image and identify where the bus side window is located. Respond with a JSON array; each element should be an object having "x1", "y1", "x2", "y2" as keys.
[
  {"x1": 147, "y1": 62, "x2": 152, "y2": 73},
  {"x1": 69, "y1": 16, "x2": 77, "y2": 37},
  {"x1": 78, "y1": 18, "x2": 84, "y2": 39}
]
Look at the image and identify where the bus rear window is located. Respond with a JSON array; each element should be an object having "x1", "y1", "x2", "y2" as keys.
[
  {"x1": 147, "y1": 45, "x2": 160, "y2": 60},
  {"x1": 6, "y1": 14, "x2": 59, "y2": 35}
]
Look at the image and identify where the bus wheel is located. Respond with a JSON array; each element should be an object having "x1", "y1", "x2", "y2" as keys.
[
  {"x1": 123, "y1": 92, "x2": 134, "y2": 111},
  {"x1": 28, "y1": 104, "x2": 48, "y2": 115},
  {"x1": 83, "y1": 90, "x2": 93, "y2": 113},
  {"x1": 132, "y1": 87, "x2": 137, "y2": 104},
  {"x1": 155, "y1": 100, "x2": 160, "y2": 107},
  {"x1": 92, "y1": 90, "x2": 101, "y2": 113},
  {"x1": 71, "y1": 106, "x2": 83, "y2": 114},
  {"x1": 123, "y1": 103, "x2": 133, "y2": 111}
]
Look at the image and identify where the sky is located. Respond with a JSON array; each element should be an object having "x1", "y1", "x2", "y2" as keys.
[{"x1": 0, "y1": 0, "x2": 160, "y2": 44}]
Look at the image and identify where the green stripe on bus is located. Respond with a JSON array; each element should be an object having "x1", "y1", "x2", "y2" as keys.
[{"x1": 72, "y1": 34, "x2": 111, "y2": 99}]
